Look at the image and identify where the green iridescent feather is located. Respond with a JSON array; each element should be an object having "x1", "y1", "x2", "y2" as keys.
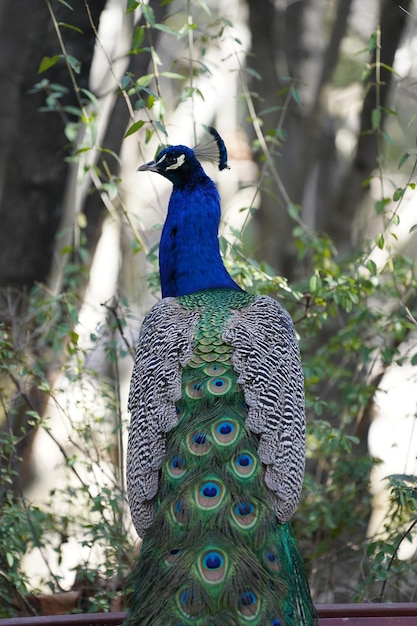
[{"x1": 126, "y1": 289, "x2": 316, "y2": 625}]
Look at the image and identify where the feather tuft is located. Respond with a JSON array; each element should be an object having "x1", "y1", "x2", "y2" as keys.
[{"x1": 193, "y1": 126, "x2": 230, "y2": 171}]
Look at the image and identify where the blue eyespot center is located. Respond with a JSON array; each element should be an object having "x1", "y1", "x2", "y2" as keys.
[
  {"x1": 180, "y1": 590, "x2": 194, "y2": 606},
  {"x1": 235, "y1": 502, "x2": 254, "y2": 516},
  {"x1": 236, "y1": 453, "x2": 252, "y2": 467},
  {"x1": 192, "y1": 433, "x2": 207, "y2": 445},
  {"x1": 203, "y1": 551, "x2": 223, "y2": 570},
  {"x1": 201, "y1": 482, "x2": 220, "y2": 498},
  {"x1": 240, "y1": 591, "x2": 257, "y2": 606},
  {"x1": 170, "y1": 456, "x2": 185, "y2": 469},
  {"x1": 217, "y1": 421, "x2": 233, "y2": 435}
]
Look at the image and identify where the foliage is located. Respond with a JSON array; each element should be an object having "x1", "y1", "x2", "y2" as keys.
[
  {"x1": 0, "y1": 271, "x2": 135, "y2": 615},
  {"x1": 1, "y1": 0, "x2": 417, "y2": 616},
  {"x1": 359, "y1": 474, "x2": 417, "y2": 602}
]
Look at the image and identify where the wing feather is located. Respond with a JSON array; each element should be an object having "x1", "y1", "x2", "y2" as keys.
[
  {"x1": 127, "y1": 298, "x2": 200, "y2": 537},
  {"x1": 223, "y1": 295, "x2": 306, "y2": 522}
]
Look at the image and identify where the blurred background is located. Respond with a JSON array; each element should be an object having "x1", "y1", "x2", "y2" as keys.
[{"x1": 0, "y1": 0, "x2": 416, "y2": 616}]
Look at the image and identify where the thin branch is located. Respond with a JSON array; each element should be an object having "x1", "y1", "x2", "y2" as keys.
[
  {"x1": 6, "y1": 372, "x2": 88, "y2": 490},
  {"x1": 44, "y1": 0, "x2": 89, "y2": 120},
  {"x1": 378, "y1": 517, "x2": 417, "y2": 602},
  {"x1": 101, "y1": 301, "x2": 136, "y2": 361}
]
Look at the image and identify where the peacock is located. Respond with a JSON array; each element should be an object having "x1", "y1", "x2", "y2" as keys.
[{"x1": 125, "y1": 127, "x2": 316, "y2": 625}]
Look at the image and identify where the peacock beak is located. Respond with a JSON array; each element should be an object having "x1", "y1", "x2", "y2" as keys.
[{"x1": 137, "y1": 160, "x2": 159, "y2": 172}]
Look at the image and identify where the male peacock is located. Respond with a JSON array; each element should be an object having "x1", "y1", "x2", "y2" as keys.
[{"x1": 125, "y1": 128, "x2": 316, "y2": 625}]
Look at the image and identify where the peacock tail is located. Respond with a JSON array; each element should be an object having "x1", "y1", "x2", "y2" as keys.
[{"x1": 126, "y1": 288, "x2": 316, "y2": 625}]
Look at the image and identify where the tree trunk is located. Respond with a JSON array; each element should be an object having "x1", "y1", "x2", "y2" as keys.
[
  {"x1": 0, "y1": 0, "x2": 102, "y2": 288},
  {"x1": 323, "y1": 0, "x2": 411, "y2": 254},
  {"x1": 0, "y1": 0, "x2": 103, "y2": 492},
  {"x1": 247, "y1": 0, "x2": 328, "y2": 277}
]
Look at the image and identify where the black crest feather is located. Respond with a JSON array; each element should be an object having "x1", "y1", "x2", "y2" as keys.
[{"x1": 193, "y1": 126, "x2": 230, "y2": 171}]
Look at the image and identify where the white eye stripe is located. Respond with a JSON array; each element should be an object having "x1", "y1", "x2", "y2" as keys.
[
  {"x1": 165, "y1": 153, "x2": 186, "y2": 170},
  {"x1": 155, "y1": 153, "x2": 167, "y2": 165}
]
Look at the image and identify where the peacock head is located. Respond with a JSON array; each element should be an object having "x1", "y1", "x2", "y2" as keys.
[
  {"x1": 138, "y1": 145, "x2": 197, "y2": 184},
  {"x1": 138, "y1": 127, "x2": 229, "y2": 185}
]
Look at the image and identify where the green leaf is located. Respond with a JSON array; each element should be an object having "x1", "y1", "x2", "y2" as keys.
[
  {"x1": 219, "y1": 235, "x2": 228, "y2": 255},
  {"x1": 287, "y1": 202, "x2": 300, "y2": 221},
  {"x1": 142, "y1": 3, "x2": 155, "y2": 26},
  {"x1": 393, "y1": 187, "x2": 405, "y2": 202},
  {"x1": 58, "y1": 22, "x2": 83, "y2": 34},
  {"x1": 309, "y1": 274, "x2": 322, "y2": 293},
  {"x1": 132, "y1": 25, "x2": 145, "y2": 50},
  {"x1": 155, "y1": 23, "x2": 182, "y2": 37},
  {"x1": 411, "y1": 353, "x2": 417, "y2": 366},
  {"x1": 67, "y1": 54, "x2": 81, "y2": 74},
  {"x1": 260, "y1": 106, "x2": 281, "y2": 116},
  {"x1": 64, "y1": 122, "x2": 80, "y2": 142},
  {"x1": 155, "y1": 120, "x2": 168, "y2": 136},
  {"x1": 145, "y1": 128, "x2": 153, "y2": 143},
  {"x1": 245, "y1": 66, "x2": 262, "y2": 80},
  {"x1": 398, "y1": 152, "x2": 411, "y2": 169},
  {"x1": 57, "y1": 0, "x2": 74, "y2": 9},
  {"x1": 145, "y1": 94, "x2": 155, "y2": 109},
  {"x1": 381, "y1": 106, "x2": 398, "y2": 117},
  {"x1": 375, "y1": 197, "x2": 390, "y2": 214},
  {"x1": 379, "y1": 63, "x2": 401, "y2": 77},
  {"x1": 124, "y1": 120, "x2": 145, "y2": 138},
  {"x1": 64, "y1": 105, "x2": 82, "y2": 117},
  {"x1": 151, "y1": 48, "x2": 163, "y2": 66},
  {"x1": 80, "y1": 88, "x2": 100, "y2": 109},
  {"x1": 38, "y1": 55, "x2": 60, "y2": 74},
  {"x1": 366, "y1": 259, "x2": 377, "y2": 276},
  {"x1": 136, "y1": 74, "x2": 154, "y2": 88},
  {"x1": 290, "y1": 86, "x2": 302, "y2": 106},
  {"x1": 160, "y1": 71, "x2": 184, "y2": 80},
  {"x1": 101, "y1": 180, "x2": 119, "y2": 201},
  {"x1": 66, "y1": 455, "x2": 77, "y2": 468},
  {"x1": 381, "y1": 130, "x2": 393, "y2": 144},
  {"x1": 195, "y1": 0, "x2": 211, "y2": 14},
  {"x1": 126, "y1": 0, "x2": 140, "y2": 13},
  {"x1": 371, "y1": 107, "x2": 381, "y2": 130},
  {"x1": 360, "y1": 65, "x2": 372, "y2": 82},
  {"x1": 121, "y1": 75, "x2": 131, "y2": 90},
  {"x1": 376, "y1": 233, "x2": 385, "y2": 250},
  {"x1": 367, "y1": 31, "x2": 377, "y2": 53}
]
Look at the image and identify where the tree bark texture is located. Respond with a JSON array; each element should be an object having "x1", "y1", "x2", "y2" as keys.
[{"x1": 0, "y1": 0, "x2": 102, "y2": 288}]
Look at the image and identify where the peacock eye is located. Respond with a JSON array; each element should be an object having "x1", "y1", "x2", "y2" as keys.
[
  {"x1": 165, "y1": 154, "x2": 177, "y2": 165},
  {"x1": 164, "y1": 152, "x2": 186, "y2": 170}
]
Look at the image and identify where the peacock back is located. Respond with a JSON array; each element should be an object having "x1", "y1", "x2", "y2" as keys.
[{"x1": 126, "y1": 288, "x2": 315, "y2": 625}]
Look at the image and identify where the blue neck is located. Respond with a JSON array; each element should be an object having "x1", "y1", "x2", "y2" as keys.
[{"x1": 159, "y1": 175, "x2": 240, "y2": 298}]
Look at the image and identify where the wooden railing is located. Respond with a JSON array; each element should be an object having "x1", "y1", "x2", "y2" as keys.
[{"x1": 1, "y1": 604, "x2": 417, "y2": 625}]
